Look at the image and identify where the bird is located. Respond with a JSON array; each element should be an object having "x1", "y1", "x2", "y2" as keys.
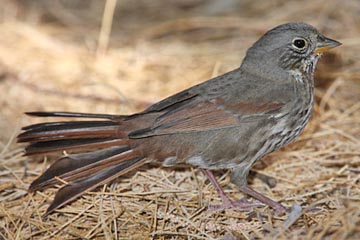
[{"x1": 18, "y1": 22, "x2": 341, "y2": 216}]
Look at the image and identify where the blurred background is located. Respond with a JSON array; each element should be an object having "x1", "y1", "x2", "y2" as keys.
[{"x1": 0, "y1": 0, "x2": 359, "y2": 239}]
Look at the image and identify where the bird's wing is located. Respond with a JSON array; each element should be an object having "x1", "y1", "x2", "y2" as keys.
[
  {"x1": 128, "y1": 67, "x2": 289, "y2": 138},
  {"x1": 129, "y1": 93, "x2": 285, "y2": 138}
]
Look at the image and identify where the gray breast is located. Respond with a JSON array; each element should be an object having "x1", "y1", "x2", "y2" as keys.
[{"x1": 266, "y1": 72, "x2": 314, "y2": 154}]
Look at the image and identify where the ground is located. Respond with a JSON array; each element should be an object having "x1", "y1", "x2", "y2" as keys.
[{"x1": 0, "y1": 0, "x2": 359, "y2": 239}]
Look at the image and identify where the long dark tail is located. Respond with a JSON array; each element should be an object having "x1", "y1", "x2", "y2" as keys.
[{"x1": 18, "y1": 112, "x2": 146, "y2": 216}]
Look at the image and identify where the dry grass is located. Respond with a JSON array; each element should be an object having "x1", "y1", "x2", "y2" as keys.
[{"x1": 0, "y1": 0, "x2": 359, "y2": 239}]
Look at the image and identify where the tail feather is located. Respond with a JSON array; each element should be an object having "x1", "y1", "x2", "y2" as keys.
[
  {"x1": 18, "y1": 119, "x2": 124, "y2": 145},
  {"x1": 19, "y1": 121, "x2": 119, "y2": 137},
  {"x1": 19, "y1": 114, "x2": 128, "y2": 156},
  {"x1": 24, "y1": 138, "x2": 127, "y2": 155},
  {"x1": 31, "y1": 148, "x2": 139, "y2": 191},
  {"x1": 18, "y1": 111, "x2": 147, "y2": 215},
  {"x1": 29, "y1": 146, "x2": 130, "y2": 192},
  {"x1": 45, "y1": 156, "x2": 146, "y2": 216},
  {"x1": 26, "y1": 111, "x2": 120, "y2": 119}
]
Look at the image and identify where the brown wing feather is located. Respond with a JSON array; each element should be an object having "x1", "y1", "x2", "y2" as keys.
[
  {"x1": 130, "y1": 98, "x2": 285, "y2": 137},
  {"x1": 153, "y1": 101, "x2": 239, "y2": 133}
]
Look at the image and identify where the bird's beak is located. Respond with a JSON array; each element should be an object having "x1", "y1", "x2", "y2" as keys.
[{"x1": 314, "y1": 36, "x2": 342, "y2": 54}]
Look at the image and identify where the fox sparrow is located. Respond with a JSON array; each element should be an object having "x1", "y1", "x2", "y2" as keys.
[{"x1": 18, "y1": 22, "x2": 341, "y2": 215}]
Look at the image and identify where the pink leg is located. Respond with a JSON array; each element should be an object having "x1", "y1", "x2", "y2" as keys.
[
  {"x1": 239, "y1": 185, "x2": 286, "y2": 213},
  {"x1": 202, "y1": 170, "x2": 263, "y2": 211}
]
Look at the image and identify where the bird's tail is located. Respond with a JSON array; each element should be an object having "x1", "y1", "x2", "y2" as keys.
[{"x1": 17, "y1": 112, "x2": 146, "y2": 216}]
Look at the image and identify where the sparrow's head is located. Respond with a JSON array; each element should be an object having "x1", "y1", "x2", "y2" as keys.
[{"x1": 243, "y1": 22, "x2": 341, "y2": 73}]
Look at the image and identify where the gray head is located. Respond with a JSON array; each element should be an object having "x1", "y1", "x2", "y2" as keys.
[{"x1": 242, "y1": 22, "x2": 341, "y2": 73}]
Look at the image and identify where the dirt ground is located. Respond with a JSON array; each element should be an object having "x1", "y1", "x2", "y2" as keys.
[{"x1": 0, "y1": 0, "x2": 359, "y2": 239}]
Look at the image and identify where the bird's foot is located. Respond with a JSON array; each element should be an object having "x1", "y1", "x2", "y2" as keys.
[{"x1": 238, "y1": 185, "x2": 288, "y2": 214}]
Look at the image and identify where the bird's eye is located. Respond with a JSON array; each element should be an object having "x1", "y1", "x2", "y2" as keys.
[{"x1": 292, "y1": 38, "x2": 308, "y2": 50}]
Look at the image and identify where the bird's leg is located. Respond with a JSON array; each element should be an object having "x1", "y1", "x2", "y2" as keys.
[
  {"x1": 238, "y1": 185, "x2": 286, "y2": 213},
  {"x1": 231, "y1": 167, "x2": 287, "y2": 213},
  {"x1": 202, "y1": 169, "x2": 263, "y2": 211}
]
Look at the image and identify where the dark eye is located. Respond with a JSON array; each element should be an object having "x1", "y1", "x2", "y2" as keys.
[{"x1": 292, "y1": 38, "x2": 307, "y2": 50}]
